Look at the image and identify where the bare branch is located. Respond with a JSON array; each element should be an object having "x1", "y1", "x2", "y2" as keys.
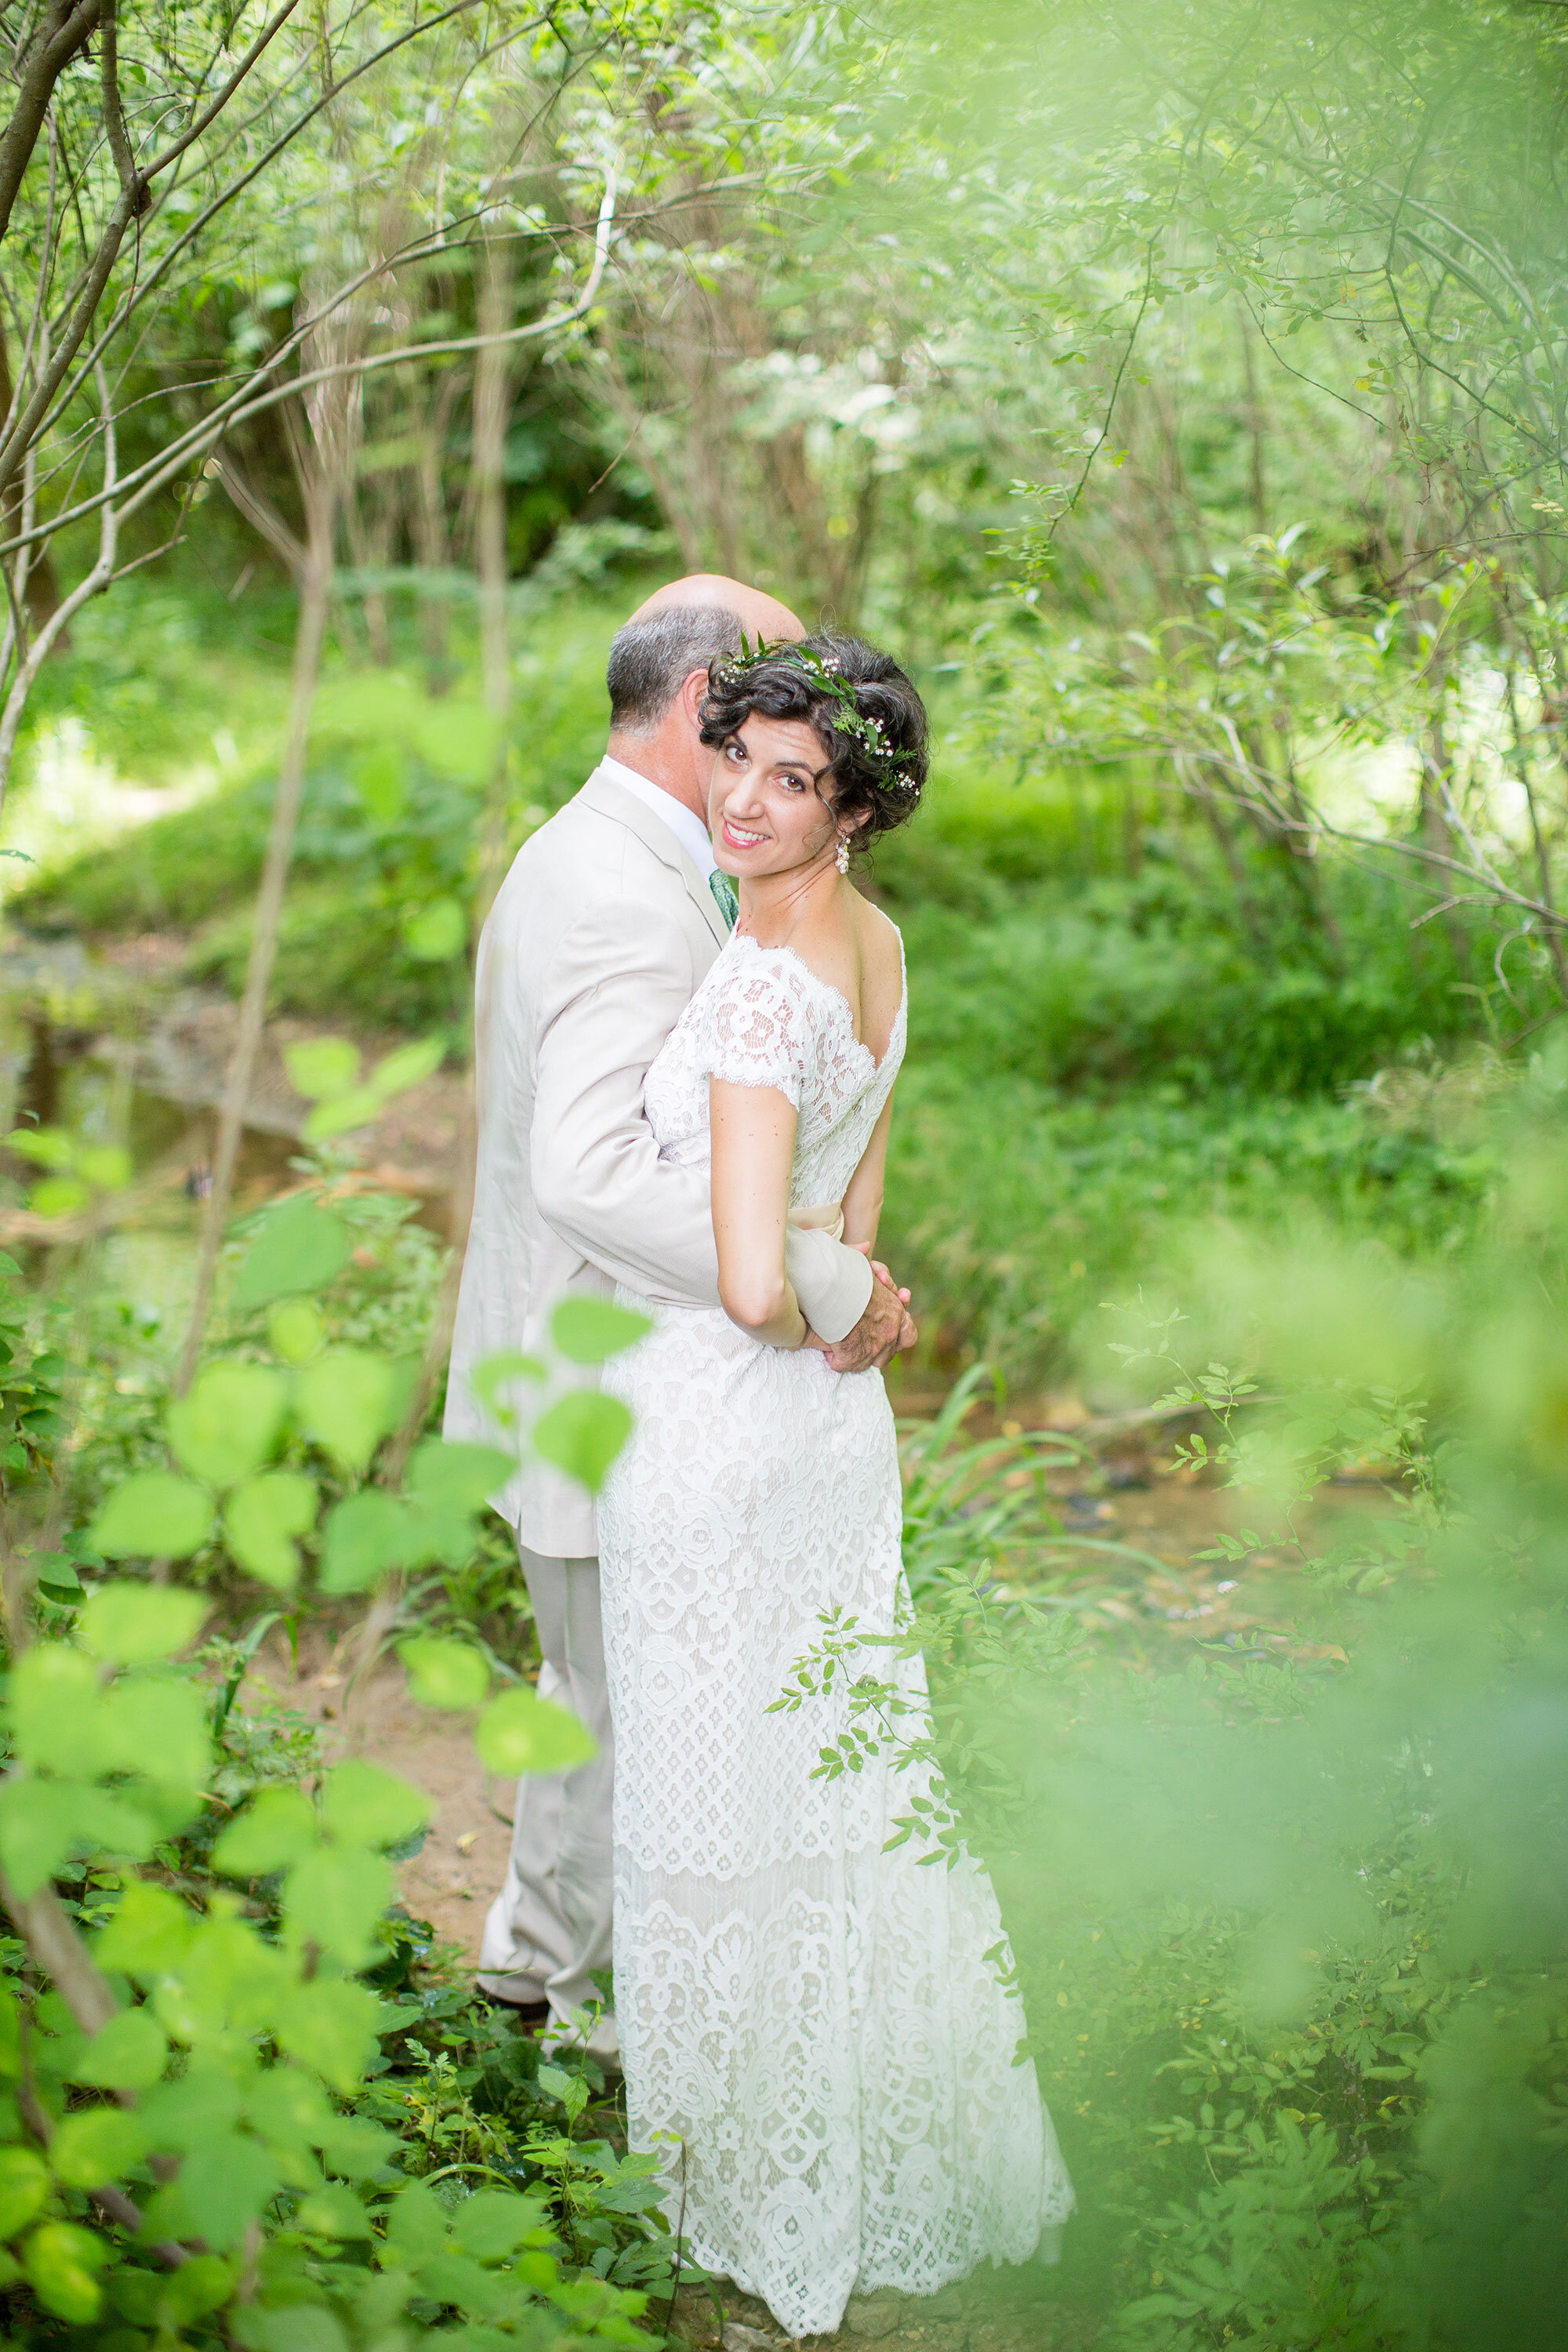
[
  {"x1": 0, "y1": 0, "x2": 102, "y2": 247},
  {"x1": 0, "y1": 358, "x2": 114, "y2": 811}
]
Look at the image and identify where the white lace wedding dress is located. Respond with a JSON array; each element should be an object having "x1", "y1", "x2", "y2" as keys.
[{"x1": 597, "y1": 932, "x2": 1073, "y2": 2336}]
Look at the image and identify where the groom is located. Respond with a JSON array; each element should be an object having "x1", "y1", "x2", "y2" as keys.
[{"x1": 445, "y1": 572, "x2": 916, "y2": 2050}]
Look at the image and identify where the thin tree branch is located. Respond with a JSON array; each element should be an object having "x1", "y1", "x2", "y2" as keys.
[
  {"x1": 0, "y1": 357, "x2": 112, "y2": 812},
  {"x1": 0, "y1": 0, "x2": 101, "y2": 247}
]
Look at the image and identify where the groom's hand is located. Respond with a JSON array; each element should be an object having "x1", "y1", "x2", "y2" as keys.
[{"x1": 822, "y1": 1262, "x2": 916, "y2": 1374}]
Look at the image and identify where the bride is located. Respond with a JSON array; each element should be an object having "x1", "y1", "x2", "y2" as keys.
[{"x1": 596, "y1": 633, "x2": 1073, "y2": 2335}]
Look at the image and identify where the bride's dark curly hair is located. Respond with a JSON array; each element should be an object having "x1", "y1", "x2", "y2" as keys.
[{"x1": 699, "y1": 630, "x2": 929, "y2": 850}]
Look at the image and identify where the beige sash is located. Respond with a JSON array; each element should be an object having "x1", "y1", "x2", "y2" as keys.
[{"x1": 789, "y1": 1200, "x2": 845, "y2": 1243}]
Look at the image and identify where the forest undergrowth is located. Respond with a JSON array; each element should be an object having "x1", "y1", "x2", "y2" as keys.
[{"x1": 6, "y1": 579, "x2": 1512, "y2": 1394}]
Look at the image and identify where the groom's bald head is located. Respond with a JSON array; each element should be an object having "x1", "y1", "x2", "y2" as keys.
[
  {"x1": 607, "y1": 574, "x2": 806, "y2": 741},
  {"x1": 603, "y1": 573, "x2": 808, "y2": 822},
  {"x1": 626, "y1": 572, "x2": 805, "y2": 644}
]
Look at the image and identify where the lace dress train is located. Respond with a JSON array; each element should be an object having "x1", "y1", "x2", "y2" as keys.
[{"x1": 597, "y1": 936, "x2": 1073, "y2": 2336}]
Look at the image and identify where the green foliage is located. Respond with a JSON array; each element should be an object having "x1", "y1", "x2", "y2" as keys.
[
  {"x1": 286, "y1": 1035, "x2": 448, "y2": 1145},
  {"x1": 13, "y1": 594, "x2": 622, "y2": 1028},
  {"x1": 0, "y1": 1187, "x2": 660, "y2": 2350},
  {"x1": 881, "y1": 1063, "x2": 1486, "y2": 1385},
  {"x1": 895, "y1": 858, "x2": 1487, "y2": 1098},
  {"x1": 234, "y1": 1201, "x2": 354, "y2": 1311},
  {"x1": 0, "y1": 1254, "x2": 66, "y2": 1488},
  {"x1": 851, "y1": 1043, "x2": 1568, "y2": 2348}
]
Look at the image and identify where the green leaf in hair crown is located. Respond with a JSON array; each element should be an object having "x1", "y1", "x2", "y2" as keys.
[{"x1": 717, "y1": 636, "x2": 922, "y2": 797}]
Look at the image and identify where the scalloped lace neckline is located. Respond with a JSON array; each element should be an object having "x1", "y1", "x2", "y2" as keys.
[{"x1": 728, "y1": 931, "x2": 906, "y2": 1076}]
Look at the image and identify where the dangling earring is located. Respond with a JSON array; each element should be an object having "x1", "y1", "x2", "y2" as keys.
[{"x1": 834, "y1": 833, "x2": 851, "y2": 877}]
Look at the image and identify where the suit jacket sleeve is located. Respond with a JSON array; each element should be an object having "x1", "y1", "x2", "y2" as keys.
[{"x1": 530, "y1": 895, "x2": 874, "y2": 1339}]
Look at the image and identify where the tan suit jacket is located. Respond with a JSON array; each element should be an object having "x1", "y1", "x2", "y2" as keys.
[{"x1": 444, "y1": 763, "x2": 875, "y2": 1556}]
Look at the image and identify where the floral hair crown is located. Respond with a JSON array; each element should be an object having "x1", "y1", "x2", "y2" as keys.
[{"x1": 714, "y1": 635, "x2": 923, "y2": 800}]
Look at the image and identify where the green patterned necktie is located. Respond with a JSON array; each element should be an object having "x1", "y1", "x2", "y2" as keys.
[{"x1": 709, "y1": 869, "x2": 739, "y2": 930}]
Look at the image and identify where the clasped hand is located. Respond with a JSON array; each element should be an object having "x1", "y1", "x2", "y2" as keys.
[{"x1": 802, "y1": 1258, "x2": 916, "y2": 1373}]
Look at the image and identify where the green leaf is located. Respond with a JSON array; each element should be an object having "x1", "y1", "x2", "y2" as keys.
[
  {"x1": 274, "y1": 1977, "x2": 381, "y2": 2092},
  {"x1": 234, "y1": 2310, "x2": 348, "y2": 2352},
  {"x1": 317, "y1": 2114, "x2": 397, "y2": 2180},
  {"x1": 550, "y1": 1295, "x2": 654, "y2": 1363},
  {"x1": 78, "y1": 1580, "x2": 209, "y2": 1661},
  {"x1": 166, "y1": 1363, "x2": 288, "y2": 1487},
  {"x1": 33, "y1": 1550, "x2": 82, "y2": 1598},
  {"x1": 284, "y1": 1846, "x2": 394, "y2": 1965},
  {"x1": 467, "y1": 1351, "x2": 545, "y2": 1422},
  {"x1": 29, "y1": 1175, "x2": 89, "y2": 1220},
  {"x1": 225, "y1": 1470, "x2": 318, "y2": 1589},
  {"x1": 158, "y1": 2253, "x2": 234, "y2": 2326},
  {"x1": 382, "y1": 2178, "x2": 448, "y2": 2261},
  {"x1": 9, "y1": 1645, "x2": 103, "y2": 1773},
  {"x1": 401, "y1": 898, "x2": 466, "y2": 962},
  {"x1": 296, "y1": 1351, "x2": 400, "y2": 1472},
  {"x1": 24, "y1": 2220, "x2": 106, "y2": 2325},
  {"x1": 214, "y1": 1788, "x2": 319, "y2": 1877},
  {"x1": 77, "y1": 1143, "x2": 132, "y2": 1192},
  {"x1": 532, "y1": 1390, "x2": 633, "y2": 1492},
  {"x1": 448, "y1": 2187, "x2": 543, "y2": 2259},
  {"x1": 243, "y1": 2064, "x2": 332, "y2": 2151},
  {"x1": 351, "y1": 741, "x2": 406, "y2": 827},
  {"x1": 235, "y1": 2309, "x2": 349, "y2": 2352},
  {"x1": 231, "y1": 1198, "x2": 353, "y2": 1310},
  {"x1": 318, "y1": 1490, "x2": 409, "y2": 1594},
  {"x1": 157, "y1": 2129, "x2": 285, "y2": 2250},
  {"x1": 412, "y1": 696, "x2": 499, "y2": 782},
  {"x1": 49, "y1": 2105, "x2": 150, "y2": 2187},
  {"x1": 0, "y1": 2148, "x2": 50, "y2": 2238},
  {"x1": 0, "y1": 1777, "x2": 80, "y2": 1896},
  {"x1": 284, "y1": 1037, "x2": 361, "y2": 1102},
  {"x1": 297, "y1": 2180, "x2": 374, "y2": 2239},
  {"x1": 397, "y1": 1635, "x2": 490, "y2": 1711},
  {"x1": 89, "y1": 1475, "x2": 214, "y2": 1563},
  {"x1": 138, "y1": 2063, "x2": 243, "y2": 2152},
  {"x1": 371, "y1": 1036, "x2": 447, "y2": 1098},
  {"x1": 405, "y1": 1438, "x2": 514, "y2": 1515},
  {"x1": 93, "y1": 1882, "x2": 195, "y2": 1976},
  {"x1": 415, "y1": 2249, "x2": 503, "y2": 2317},
  {"x1": 5, "y1": 1127, "x2": 72, "y2": 1170},
  {"x1": 321, "y1": 1759, "x2": 429, "y2": 1849},
  {"x1": 72, "y1": 1783, "x2": 165, "y2": 1860},
  {"x1": 302, "y1": 1083, "x2": 385, "y2": 1142},
  {"x1": 267, "y1": 1298, "x2": 325, "y2": 1365},
  {"x1": 71, "y1": 2008, "x2": 169, "y2": 2092},
  {"x1": 475, "y1": 1686, "x2": 597, "y2": 1777},
  {"x1": 99, "y1": 1676, "x2": 211, "y2": 1786}
]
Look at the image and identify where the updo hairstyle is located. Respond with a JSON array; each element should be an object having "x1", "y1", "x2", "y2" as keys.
[{"x1": 699, "y1": 630, "x2": 929, "y2": 851}]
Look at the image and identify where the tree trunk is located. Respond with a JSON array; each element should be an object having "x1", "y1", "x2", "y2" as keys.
[
  {"x1": 174, "y1": 429, "x2": 338, "y2": 1393},
  {"x1": 474, "y1": 230, "x2": 515, "y2": 923}
]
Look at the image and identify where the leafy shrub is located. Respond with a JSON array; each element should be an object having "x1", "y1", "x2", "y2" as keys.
[
  {"x1": 862, "y1": 1038, "x2": 1568, "y2": 2348},
  {"x1": 881, "y1": 1065, "x2": 1487, "y2": 1385},
  {"x1": 0, "y1": 1196, "x2": 666, "y2": 2348},
  {"x1": 895, "y1": 860, "x2": 1490, "y2": 1098}
]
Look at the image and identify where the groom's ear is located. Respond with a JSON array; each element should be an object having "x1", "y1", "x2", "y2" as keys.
[{"x1": 677, "y1": 666, "x2": 710, "y2": 730}]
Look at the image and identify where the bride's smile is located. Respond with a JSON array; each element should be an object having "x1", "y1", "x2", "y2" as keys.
[{"x1": 707, "y1": 712, "x2": 842, "y2": 877}]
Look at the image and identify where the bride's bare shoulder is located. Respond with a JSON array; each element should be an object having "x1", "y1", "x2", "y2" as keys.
[{"x1": 853, "y1": 894, "x2": 903, "y2": 973}]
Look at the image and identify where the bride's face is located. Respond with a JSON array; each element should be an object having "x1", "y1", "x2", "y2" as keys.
[{"x1": 707, "y1": 713, "x2": 847, "y2": 878}]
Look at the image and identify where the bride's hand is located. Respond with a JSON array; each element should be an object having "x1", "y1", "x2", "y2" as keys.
[{"x1": 822, "y1": 1260, "x2": 916, "y2": 1373}]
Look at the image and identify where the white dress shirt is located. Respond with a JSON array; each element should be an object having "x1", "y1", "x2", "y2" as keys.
[{"x1": 598, "y1": 752, "x2": 717, "y2": 880}]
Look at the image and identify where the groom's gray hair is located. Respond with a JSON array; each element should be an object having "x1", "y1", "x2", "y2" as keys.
[{"x1": 605, "y1": 604, "x2": 745, "y2": 738}]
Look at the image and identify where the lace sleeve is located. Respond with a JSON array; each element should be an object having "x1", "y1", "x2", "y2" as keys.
[{"x1": 704, "y1": 949, "x2": 813, "y2": 1106}]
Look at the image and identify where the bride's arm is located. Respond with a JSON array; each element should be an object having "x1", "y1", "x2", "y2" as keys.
[
  {"x1": 709, "y1": 1078, "x2": 808, "y2": 1348},
  {"x1": 841, "y1": 1094, "x2": 894, "y2": 1257}
]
